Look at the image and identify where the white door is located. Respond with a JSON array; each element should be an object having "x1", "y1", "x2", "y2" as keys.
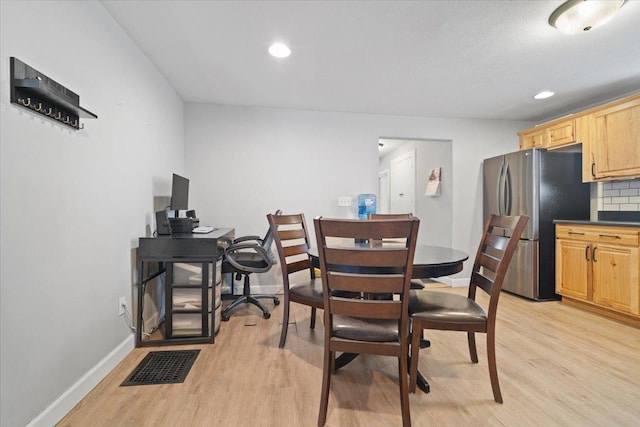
[
  {"x1": 378, "y1": 169, "x2": 390, "y2": 214},
  {"x1": 390, "y1": 150, "x2": 415, "y2": 214}
]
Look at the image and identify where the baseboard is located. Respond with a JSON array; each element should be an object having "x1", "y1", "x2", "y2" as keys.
[
  {"x1": 433, "y1": 276, "x2": 469, "y2": 288},
  {"x1": 26, "y1": 334, "x2": 135, "y2": 427}
]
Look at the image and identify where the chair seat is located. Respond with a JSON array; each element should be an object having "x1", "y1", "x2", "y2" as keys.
[
  {"x1": 289, "y1": 279, "x2": 323, "y2": 301},
  {"x1": 410, "y1": 290, "x2": 487, "y2": 325},
  {"x1": 222, "y1": 252, "x2": 270, "y2": 272},
  {"x1": 333, "y1": 315, "x2": 399, "y2": 342}
]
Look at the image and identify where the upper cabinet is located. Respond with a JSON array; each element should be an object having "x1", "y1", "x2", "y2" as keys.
[
  {"x1": 518, "y1": 94, "x2": 640, "y2": 182},
  {"x1": 518, "y1": 127, "x2": 547, "y2": 150},
  {"x1": 588, "y1": 97, "x2": 640, "y2": 181}
]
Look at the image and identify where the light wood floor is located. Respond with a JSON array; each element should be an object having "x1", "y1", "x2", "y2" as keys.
[{"x1": 58, "y1": 287, "x2": 640, "y2": 427}]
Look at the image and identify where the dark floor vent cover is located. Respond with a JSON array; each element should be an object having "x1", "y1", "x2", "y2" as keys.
[{"x1": 121, "y1": 350, "x2": 200, "y2": 386}]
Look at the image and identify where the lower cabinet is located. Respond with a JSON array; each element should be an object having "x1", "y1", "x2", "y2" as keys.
[{"x1": 556, "y1": 224, "x2": 639, "y2": 326}]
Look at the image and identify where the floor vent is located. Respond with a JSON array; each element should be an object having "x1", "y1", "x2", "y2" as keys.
[{"x1": 121, "y1": 350, "x2": 199, "y2": 386}]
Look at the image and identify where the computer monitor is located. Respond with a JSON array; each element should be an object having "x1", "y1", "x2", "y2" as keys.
[{"x1": 170, "y1": 173, "x2": 189, "y2": 212}]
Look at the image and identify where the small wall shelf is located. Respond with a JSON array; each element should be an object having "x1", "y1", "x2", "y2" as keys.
[{"x1": 10, "y1": 57, "x2": 97, "y2": 130}]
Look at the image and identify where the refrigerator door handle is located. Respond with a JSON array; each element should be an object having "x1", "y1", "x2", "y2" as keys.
[
  {"x1": 504, "y1": 162, "x2": 511, "y2": 215},
  {"x1": 496, "y1": 161, "x2": 505, "y2": 215}
]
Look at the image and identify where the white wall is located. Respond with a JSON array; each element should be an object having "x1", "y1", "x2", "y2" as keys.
[
  {"x1": 185, "y1": 103, "x2": 532, "y2": 287},
  {"x1": 0, "y1": 1, "x2": 184, "y2": 426}
]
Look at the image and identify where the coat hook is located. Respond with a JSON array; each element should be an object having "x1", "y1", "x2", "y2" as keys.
[
  {"x1": 64, "y1": 116, "x2": 71, "y2": 124},
  {"x1": 36, "y1": 102, "x2": 43, "y2": 112},
  {"x1": 56, "y1": 112, "x2": 62, "y2": 120},
  {"x1": 20, "y1": 97, "x2": 31, "y2": 107},
  {"x1": 78, "y1": 123, "x2": 84, "y2": 130},
  {"x1": 46, "y1": 107, "x2": 53, "y2": 116}
]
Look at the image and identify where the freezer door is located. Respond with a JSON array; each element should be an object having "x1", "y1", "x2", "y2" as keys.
[
  {"x1": 502, "y1": 239, "x2": 539, "y2": 300},
  {"x1": 503, "y1": 149, "x2": 539, "y2": 239}
]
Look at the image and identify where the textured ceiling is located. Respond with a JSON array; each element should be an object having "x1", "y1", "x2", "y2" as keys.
[{"x1": 101, "y1": 0, "x2": 640, "y2": 122}]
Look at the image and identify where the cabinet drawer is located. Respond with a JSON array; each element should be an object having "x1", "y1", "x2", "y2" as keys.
[
  {"x1": 173, "y1": 260, "x2": 222, "y2": 285},
  {"x1": 557, "y1": 225, "x2": 639, "y2": 246},
  {"x1": 171, "y1": 313, "x2": 210, "y2": 337}
]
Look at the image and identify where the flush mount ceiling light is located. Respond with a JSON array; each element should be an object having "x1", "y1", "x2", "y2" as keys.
[
  {"x1": 549, "y1": 0, "x2": 626, "y2": 34},
  {"x1": 534, "y1": 91, "x2": 555, "y2": 100},
  {"x1": 268, "y1": 43, "x2": 291, "y2": 58}
]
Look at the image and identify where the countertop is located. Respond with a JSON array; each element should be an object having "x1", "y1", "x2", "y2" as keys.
[{"x1": 553, "y1": 219, "x2": 640, "y2": 228}]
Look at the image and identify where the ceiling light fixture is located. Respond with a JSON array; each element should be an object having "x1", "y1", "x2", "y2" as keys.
[
  {"x1": 534, "y1": 91, "x2": 555, "y2": 100},
  {"x1": 268, "y1": 43, "x2": 291, "y2": 58},
  {"x1": 549, "y1": 0, "x2": 626, "y2": 34}
]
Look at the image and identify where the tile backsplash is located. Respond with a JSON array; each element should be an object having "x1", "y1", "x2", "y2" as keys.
[{"x1": 597, "y1": 180, "x2": 640, "y2": 211}]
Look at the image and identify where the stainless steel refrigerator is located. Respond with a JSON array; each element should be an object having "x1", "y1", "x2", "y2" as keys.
[{"x1": 483, "y1": 149, "x2": 590, "y2": 300}]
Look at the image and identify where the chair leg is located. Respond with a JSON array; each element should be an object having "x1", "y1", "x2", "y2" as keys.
[
  {"x1": 318, "y1": 349, "x2": 333, "y2": 427},
  {"x1": 408, "y1": 320, "x2": 422, "y2": 393},
  {"x1": 467, "y1": 332, "x2": 479, "y2": 363},
  {"x1": 279, "y1": 297, "x2": 290, "y2": 348},
  {"x1": 486, "y1": 330, "x2": 503, "y2": 403},
  {"x1": 398, "y1": 353, "x2": 411, "y2": 427},
  {"x1": 310, "y1": 307, "x2": 317, "y2": 329}
]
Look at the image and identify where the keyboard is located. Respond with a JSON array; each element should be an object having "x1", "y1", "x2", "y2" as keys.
[{"x1": 192, "y1": 226, "x2": 215, "y2": 234}]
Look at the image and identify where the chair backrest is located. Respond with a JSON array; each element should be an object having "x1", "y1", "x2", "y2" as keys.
[
  {"x1": 268, "y1": 213, "x2": 315, "y2": 289},
  {"x1": 313, "y1": 217, "x2": 420, "y2": 337},
  {"x1": 470, "y1": 214, "x2": 529, "y2": 312},
  {"x1": 368, "y1": 213, "x2": 413, "y2": 219},
  {"x1": 260, "y1": 209, "x2": 282, "y2": 261}
]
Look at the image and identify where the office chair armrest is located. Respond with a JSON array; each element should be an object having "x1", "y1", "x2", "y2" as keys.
[
  {"x1": 225, "y1": 243, "x2": 275, "y2": 273},
  {"x1": 231, "y1": 235, "x2": 263, "y2": 245}
]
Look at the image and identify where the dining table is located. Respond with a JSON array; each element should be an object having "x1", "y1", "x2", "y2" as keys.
[{"x1": 308, "y1": 244, "x2": 469, "y2": 393}]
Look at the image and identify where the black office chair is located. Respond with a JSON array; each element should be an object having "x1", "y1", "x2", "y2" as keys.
[{"x1": 221, "y1": 211, "x2": 281, "y2": 321}]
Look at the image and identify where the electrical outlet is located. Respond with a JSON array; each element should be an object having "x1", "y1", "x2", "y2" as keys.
[
  {"x1": 118, "y1": 296, "x2": 127, "y2": 316},
  {"x1": 338, "y1": 196, "x2": 352, "y2": 207}
]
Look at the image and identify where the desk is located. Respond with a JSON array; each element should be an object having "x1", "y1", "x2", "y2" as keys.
[
  {"x1": 308, "y1": 244, "x2": 469, "y2": 392},
  {"x1": 136, "y1": 228, "x2": 234, "y2": 347}
]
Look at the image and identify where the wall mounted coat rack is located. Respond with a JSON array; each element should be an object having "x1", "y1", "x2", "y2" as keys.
[{"x1": 10, "y1": 57, "x2": 97, "y2": 130}]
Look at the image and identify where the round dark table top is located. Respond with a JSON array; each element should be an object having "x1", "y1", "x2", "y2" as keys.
[{"x1": 308, "y1": 244, "x2": 468, "y2": 279}]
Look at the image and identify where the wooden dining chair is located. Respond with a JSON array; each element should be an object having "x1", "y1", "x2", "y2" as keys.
[
  {"x1": 314, "y1": 217, "x2": 420, "y2": 427},
  {"x1": 368, "y1": 213, "x2": 414, "y2": 219},
  {"x1": 267, "y1": 212, "x2": 323, "y2": 349},
  {"x1": 368, "y1": 213, "x2": 425, "y2": 290},
  {"x1": 408, "y1": 214, "x2": 528, "y2": 403}
]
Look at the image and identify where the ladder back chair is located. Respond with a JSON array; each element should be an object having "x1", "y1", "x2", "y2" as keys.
[
  {"x1": 408, "y1": 214, "x2": 528, "y2": 403},
  {"x1": 314, "y1": 217, "x2": 420, "y2": 427}
]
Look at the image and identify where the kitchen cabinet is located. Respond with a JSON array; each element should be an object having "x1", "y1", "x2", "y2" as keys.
[
  {"x1": 518, "y1": 127, "x2": 547, "y2": 150},
  {"x1": 556, "y1": 223, "x2": 640, "y2": 327},
  {"x1": 518, "y1": 94, "x2": 640, "y2": 182},
  {"x1": 587, "y1": 96, "x2": 640, "y2": 181}
]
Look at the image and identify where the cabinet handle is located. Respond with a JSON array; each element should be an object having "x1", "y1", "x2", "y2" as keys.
[
  {"x1": 592, "y1": 247, "x2": 598, "y2": 262},
  {"x1": 591, "y1": 162, "x2": 596, "y2": 178},
  {"x1": 569, "y1": 231, "x2": 585, "y2": 235},
  {"x1": 585, "y1": 246, "x2": 590, "y2": 261},
  {"x1": 599, "y1": 234, "x2": 621, "y2": 239}
]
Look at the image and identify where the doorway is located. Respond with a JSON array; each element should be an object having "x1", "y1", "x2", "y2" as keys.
[{"x1": 378, "y1": 137, "x2": 453, "y2": 248}]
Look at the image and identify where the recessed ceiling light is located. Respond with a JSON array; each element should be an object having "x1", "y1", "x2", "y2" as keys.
[
  {"x1": 268, "y1": 43, "x2": 291, "y2": 58},
  {"x1": 534, "y1": 91, "x2": 555, "y2": 100},
  {"x1": 549, "y1": 0, "x2": 626, "y2": 35}
]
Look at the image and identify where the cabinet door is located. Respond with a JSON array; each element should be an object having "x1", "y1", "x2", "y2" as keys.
[
  {"x1": 592, "y1": 244, "x2": 639, "y2": 315},
  {"x1": 591, "y1": 98, "x2": 640, "y2": 179},
  {"x1": 547, "y1": 119, "x2": 575, "y2": 148},
  {"x1": 556, "y1": 239, "x2": 590, "y2": 300},
  {"x1": 519, "y1": 128, "x2": 546, "y2": 150}
]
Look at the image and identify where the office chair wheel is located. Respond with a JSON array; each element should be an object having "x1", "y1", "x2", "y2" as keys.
[
  {"x1": 221, "y1": 313, "x2": 230, "y2": 321},
  {"x1": 274, "y1": 297, "x2": 280, "y2": 306},
  {"x1": 263, "y1": 312, "x2": 271, "y2": 319}
]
